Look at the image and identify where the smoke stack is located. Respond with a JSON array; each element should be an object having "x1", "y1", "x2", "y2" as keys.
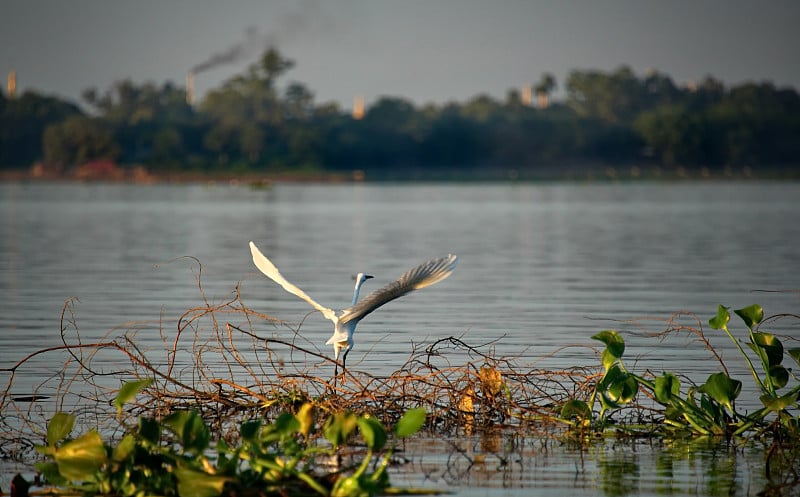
[
  {"x1": 352, "y1": 95, "x2": 365, "y2": 120},
  {"x1": 186, "y1": 71, "x2": 195, "y2": 105},
  {"x1": 521, "y1": 84, "x2": 533, "y2": 106},
  {"x1": 7, "y1": 70, "x2": 16, "y2": 97}
]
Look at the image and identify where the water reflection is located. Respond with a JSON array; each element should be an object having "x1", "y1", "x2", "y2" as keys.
[{"x1": 392, "y1": 433, "x2": 789, "y2": 496}]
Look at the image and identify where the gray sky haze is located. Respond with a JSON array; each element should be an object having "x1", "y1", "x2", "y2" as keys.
[{"x1": 2, "y1": 0, "x2": 798, "y2": 109}]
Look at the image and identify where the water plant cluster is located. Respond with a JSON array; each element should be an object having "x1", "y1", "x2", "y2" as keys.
[
  {"x1": 33, "y1": 379, "x2": 427, "y2": 497},
  {"x1": 562, "y1": 304, "x2": 800, "y2": 440},
  {"x1": 2, "y1": 286, "x2": 799, "y2": 495}
]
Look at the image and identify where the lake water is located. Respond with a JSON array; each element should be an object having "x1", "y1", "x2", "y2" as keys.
[{"x1": 1, "y1": 180, "x2": 799, "y2": 495}]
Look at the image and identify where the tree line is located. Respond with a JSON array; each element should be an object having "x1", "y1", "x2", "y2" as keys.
[{"x1": 1, "y1": 48, "x2": 799, "y2": 177}]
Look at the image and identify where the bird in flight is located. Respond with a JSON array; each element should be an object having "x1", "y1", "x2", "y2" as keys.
[{"x1": 249, "y1": 241, "x2": 457, "y2": 375}]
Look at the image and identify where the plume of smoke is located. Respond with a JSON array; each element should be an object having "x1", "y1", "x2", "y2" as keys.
[
  {"x1": 190, "y1": 1, "x2": 337, "y2": 74},
  {"x1": 191, "y1": 26, "x2": 274, "y2": 74}
]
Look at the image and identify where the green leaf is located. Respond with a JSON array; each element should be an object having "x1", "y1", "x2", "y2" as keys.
[
  {"x1": 734, "y1": 304, "x2": 763, "y2": 329},
  {"x1": 164, "y1": 411, "x2": 210, "y2": 455},
  {"x1": 708, "y1": 305, "x2": 730, "y2": 330},
  {"x1": 240, "y1": 419, "x2": 261, "y2": 442},
  {"x1": 769, "y1": 365, "x2": 789, "y2": 390},
  {"x1": 295, "y1": 403, "x2": 314, "y2": 437},
  {"x1": 592, "y1": 330, "x2": 625, "y2": 358},
  {"x1": 759, "y1": 391, "x2": 799, "y2": 412},
  {"x1": 54, "y1": 431, "x2": 108, "y2": 481},
  {"x1": 607, "y1": 374, "x2": 638, "y2": 404},
  {"x1": 47, "y1": 412, "x2": 75, "y2": 447},
  {"x1": 273, "y1": 412, "x2": 301, "y2": 438},
  {"x1": 788, "y1": 348, "x2": 800, "y2": 367},
  {"x1": 357, "y1": 415, "x2": 387, "y2": 451},
  {"x1": 751, "y1": 332, "x2": 784, "y2": 367},
  {"x1": 698, "y1": 372, "x2": 741, "y2": 411},
  {"x1": 323, "y1": 411, "x2": 357, "y2": 448},
  {"x1": 113, "y1": 378, "x2": 154, "y2": 415},
  {"x1": 175, "y1": 466, "x2": 230, "y2": 497},
  {"x1": 112, "y1": 433, "x2": 136, "y2": 463},
  {"x1": 395, "y1": 407, "x2": 426, "y2": 438},
  {"x1": 138, "y1": 417, "x2": 161, "y2": 444},
  {"x1": 654, "y1": 373, "x2": 681, "y2": 404},
  {"x1": 560, "y1": 400, "x2": 591, "y2": 421}
]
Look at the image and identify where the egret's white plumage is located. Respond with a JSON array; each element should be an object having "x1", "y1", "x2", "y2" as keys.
[{"x1": 249, "y1": 241, "x2": 457, "y2": 372}]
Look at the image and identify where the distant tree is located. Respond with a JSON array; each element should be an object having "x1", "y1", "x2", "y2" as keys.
[
  {"x1": 0, "y1": 91, "x2": 81, "y2": 168},
  {"x1": 534, "y1": 73, "x2": 557, "y2": 108},
  {"x1": 43, "y1": 115, "x2": 119, "y2": 166}
]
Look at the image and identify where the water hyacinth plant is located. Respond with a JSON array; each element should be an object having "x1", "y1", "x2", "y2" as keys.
[
  {"x1": 562, "y1": 304, "x2": 800, "y2": 437},
  {"x1": 33, "y1": 379, "x2": 428, "y2": 497}
]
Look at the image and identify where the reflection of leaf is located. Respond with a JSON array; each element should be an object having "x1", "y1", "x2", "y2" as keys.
[
  {"x1": 734, "y1": 304, "x2": 763, "y2": 329},
  {"x1": 698, "y1": 372, "x2": 741, "y2": 411}
]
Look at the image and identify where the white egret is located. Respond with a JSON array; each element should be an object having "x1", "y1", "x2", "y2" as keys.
[{"x1": 249, "y1": 241, "x2": 457, "y2": 374}]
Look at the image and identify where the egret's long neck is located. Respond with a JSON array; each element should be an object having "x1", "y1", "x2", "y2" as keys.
[{"x1": 351, "y1": 277, "x2": 366, "y2": 306}]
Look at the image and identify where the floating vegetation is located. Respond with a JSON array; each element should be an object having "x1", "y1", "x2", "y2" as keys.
[{"x1": 1, "y1": 272, "x2": 799, "y2": 495}]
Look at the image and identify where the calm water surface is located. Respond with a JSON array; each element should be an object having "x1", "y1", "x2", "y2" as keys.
[{"x1": 1, "y1": 180, "x2": 799, "y2": 495}]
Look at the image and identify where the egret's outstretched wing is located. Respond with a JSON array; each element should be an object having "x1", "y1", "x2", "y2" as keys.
[
  {"x1": 249, "y1": 241, "x2": 337, "y2": 322},
  {"x1": 339, "y1": 254, "x2": 457, "y2": 325}
]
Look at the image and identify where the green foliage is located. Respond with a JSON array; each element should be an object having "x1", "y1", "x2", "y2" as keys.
[
  {"x1": 3, "y1": 52, "x2": 800, "y2": 174},
  {"x1": 566, "y1": 304, "x2": 800, "y2": 438},
  {"x1": 34, "y1": 379, "x2": 428, "y2": 497}
]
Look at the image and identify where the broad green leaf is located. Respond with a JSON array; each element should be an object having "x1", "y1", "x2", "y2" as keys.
[
  {"x1": 240, "y1": 419, "x2": 261, "y2": 442},
  {"x1": 356, "y1": 414, "x2": 387, "y2": 451},
  {"x1": 759, "y1": 391, "x2": 799, "y2": 412},
  {"x1": 698, "y1": 372, "x2": 741, "y2": 411},
  {"x1": 560, "y1": 400, "x2": 591, "y2": 420},
  {"x1": 789, "y1": 348, "x2": 800, "y2": 367},
  {"x1": 592, "y1": 330, "x2": 625, "y2": 359},
  {"x1": 395, "y1": 407, "x2": 426, "y2": 437},
  {"x1": 295, "y1": 403, "x2": 314, "y2": 437},
  {"x1": 54, "y1": 431, "x2": 107, "y2": 481},
  {"x1": 175, "y1": 466, "x2": 230, "y2": 497},
  {"x1": 47, "y1": 412, "x2": 75, "y2": 446},
  {"x1": 769, "y1": 365, "x2": 789, "y2": 390},
  {"x1": 323, "y1": 411, "x2": 357, "y2": 448},
  {"x1": 273, "y1": 412, "x2": 301, "y2": 438},
  {"x1": 654, "y1": 373, "x2": 681, "y2": 404},
  {"x1": 112, "y1": 433, "x2": 136, "y2": 463},
  {"x1": 751, "y1": 333, "x2": 784, "y2": 367},
  {"x1": 734, "y1": 304, "x2": 763, "y2": 330},
  {"x1": 138, "y1": 417, "x2": 161, "y2": 444},
  {"x1": 708, "y1": 305, "x2": 730, "y2": 330},
  {"x1": 164, "y1": 411, "x2": 210, "y2": 455},
  {"x1": 113, "y1": 378, "x2": 154, "y2": 415},
  {"x1": 607, "y1": 374, "x2": 638, "y2": 404},
  {"x1": 34, "y1": 461, "x2": 66, "y2": 486}
]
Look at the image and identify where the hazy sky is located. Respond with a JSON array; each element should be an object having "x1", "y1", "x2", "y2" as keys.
[{"x1": 2, "y1": 0, "x2": 798, "y2": 109}]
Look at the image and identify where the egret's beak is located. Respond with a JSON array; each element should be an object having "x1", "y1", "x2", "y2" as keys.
[{"x1": 364, "y1": 274, "x2": 374, "y2": 280}]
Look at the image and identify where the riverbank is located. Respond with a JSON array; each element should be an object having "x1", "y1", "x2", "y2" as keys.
[{"x1": 2, "y1": 162, "x2": 798, "y2": 184}]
